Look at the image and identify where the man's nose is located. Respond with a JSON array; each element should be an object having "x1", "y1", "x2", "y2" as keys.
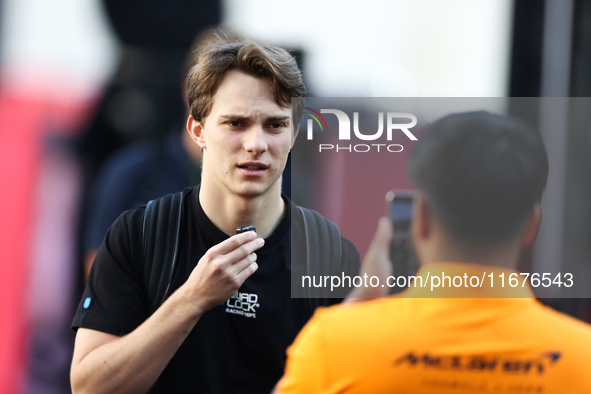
[{"x1": 243, "y1": 126, "x2": 268, "y2": 154}]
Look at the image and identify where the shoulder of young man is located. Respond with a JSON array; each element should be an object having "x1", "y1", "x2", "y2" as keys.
[
  {"x1": 290, "y1": 203, "x2": 359, "y2": 251},
  {"x1": 96, "y1": 204, "x2": 148, "y2": 276},
  {"x1": 290, "y1": 202, "x2": 361, "y2": 291}
]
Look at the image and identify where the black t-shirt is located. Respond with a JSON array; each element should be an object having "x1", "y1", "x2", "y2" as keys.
[{"x1": 72, "y1": 186, "x2": 360, "y2": 393}]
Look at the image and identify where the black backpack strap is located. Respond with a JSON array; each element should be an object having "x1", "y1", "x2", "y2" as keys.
[
  {"x1": 141, "y1": 191, "x2": 184, "y2": 315},
  {"x1": 296, "y1": 206, "x2": 342, "y2": 313},
  {"x1": 298, "y1": 206, "x2": 342, "y2": 277}
]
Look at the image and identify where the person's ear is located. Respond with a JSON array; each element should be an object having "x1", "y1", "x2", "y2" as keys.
[
  {"x1": 187, "y1": 116, "x2": 206, "y2": 149},
  {"x1": 521, "y1": 204, "x2": 542, "y2": 247},
  {"x1": 412, "y1": 194, "x2": 431, "y2": 242}
]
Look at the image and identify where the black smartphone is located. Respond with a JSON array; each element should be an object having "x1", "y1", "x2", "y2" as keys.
[
  {"x1": 385, "y1": 190, "x2": 417, "y2": 292},
  {"x1": 236, "y1": 225, "x2": 256, "y2": 234}
]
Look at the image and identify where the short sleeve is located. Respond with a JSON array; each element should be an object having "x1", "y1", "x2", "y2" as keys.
[
  {"x1": 275, "y1": 309, "x2": 327, "y2": 393},
  {"x1": 72, "y1": 207, "x2": 148, "y2": 336}
]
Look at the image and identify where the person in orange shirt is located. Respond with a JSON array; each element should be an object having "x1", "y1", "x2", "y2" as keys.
[{"x1": 276, "y1": 111, "x2": 591, "y2": 393}]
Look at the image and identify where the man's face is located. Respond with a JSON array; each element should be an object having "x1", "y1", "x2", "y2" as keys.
[{"x1": 188, "y1": 69, "x2": 296, "y2": 199}]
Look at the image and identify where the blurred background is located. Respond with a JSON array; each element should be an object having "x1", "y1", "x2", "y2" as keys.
[{"x1": 1, "y1": 0, "x2": 590, "y2": 392}]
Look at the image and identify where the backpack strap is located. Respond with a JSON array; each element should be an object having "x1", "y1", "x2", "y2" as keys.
[
  {"x1": 141, "y1": 191, "x2": 184, "y2": 316},
  {"x1": 297, "y1": 206, "x2": 342, "y2": 277},
  {"x1": 296, "y1": 206, "x2": 343, "y2": 313}
]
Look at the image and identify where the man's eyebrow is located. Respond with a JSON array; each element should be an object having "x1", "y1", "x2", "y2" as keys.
[
  {"x1": 218, "y1": 114, "x2": 291, "y2": 122},
  {"x1": 267, "y1": 116, "x2": 291, "y2": 122},
  {"x1": 219, "y1": 114, "x2": 249, "y2": 121}
]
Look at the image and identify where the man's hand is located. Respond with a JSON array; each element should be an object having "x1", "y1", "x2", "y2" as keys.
[
  {"x1": 345, "y1": 217, "x2": 393, "y2": 302},
  {"x1": 182, "y1": 231, "x2": 264, "y2": 313}
]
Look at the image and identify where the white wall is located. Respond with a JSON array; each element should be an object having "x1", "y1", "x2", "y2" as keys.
[
  {"x1": 224, "y1": 0, "x2": 513, "y2": 97},
  {"x1": 0, "y1": 0, "x2": 118, "y2": 97},
  {"x1": 0, "y1": 0, "x2": 513, "y2": 98}
]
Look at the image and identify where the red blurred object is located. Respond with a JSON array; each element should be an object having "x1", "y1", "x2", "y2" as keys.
[
  {"x1": 0, "y1": 91, "x2": 45, "y2": 394},
  {"x1": 0, "y1": 77, "x2": 97, "y2": 392}
]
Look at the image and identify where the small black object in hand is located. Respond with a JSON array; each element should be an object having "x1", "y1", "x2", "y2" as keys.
[{"x1": 236, "y1": 225, "x2": 256, "y2": 234}]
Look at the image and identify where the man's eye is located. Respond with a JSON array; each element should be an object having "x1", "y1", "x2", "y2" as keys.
[
  {"x1": 269, "y1": 123, "x2": 285, "y2": 129},
  {"x1": 228, "y1": 121, "x2": 242, "y2": 127}
]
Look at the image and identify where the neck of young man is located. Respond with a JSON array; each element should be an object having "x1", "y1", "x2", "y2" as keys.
[
  {"x1": 419, "y1": 233, "x2": 522, "y2": 270},
  {"x1": 198, "y1": 176, "x2": 286, "y2": 239}
]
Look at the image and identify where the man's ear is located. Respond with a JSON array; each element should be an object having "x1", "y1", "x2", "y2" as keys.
[
  {"x1": 187, "y1": 116, "x2": 206, "y2": 149},
  {"x1": 413, "y1": 194, "x2": 433, "y2": 240},
  {"x1": 412, "y1": 194, "x2": 431, "y2": 242},
  {"x1": 521, "y1": 204, "x2": 542, "y2": 247}
]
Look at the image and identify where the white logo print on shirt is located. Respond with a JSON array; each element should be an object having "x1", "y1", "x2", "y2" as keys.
[{"x1": 224, "y1": 291, "x2": 260, "y2": 318}]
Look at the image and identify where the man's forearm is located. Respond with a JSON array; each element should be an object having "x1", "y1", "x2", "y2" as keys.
[{"x1": 71, "y1": 286, "x2": 203, "y2": 394}]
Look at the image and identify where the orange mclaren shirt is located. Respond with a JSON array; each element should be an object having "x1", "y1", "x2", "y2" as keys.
[{"x1": 277, "y1": 263, "x2": 591, "y2": 394}]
